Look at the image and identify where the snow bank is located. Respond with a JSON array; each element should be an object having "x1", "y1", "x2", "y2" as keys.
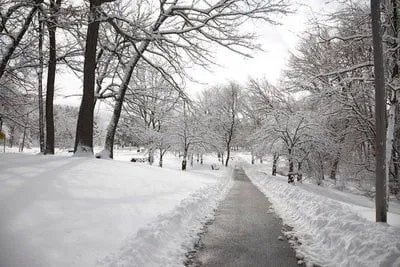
[
  {"x1": 243, "y1": 165, "x2": 400, "y2": 267},
  {"x1": 100, "y1": 169, "x2": 233, "y2": 266},
  {"x1": 0, "y1": 153, "x2": 232, "y2": 267}
]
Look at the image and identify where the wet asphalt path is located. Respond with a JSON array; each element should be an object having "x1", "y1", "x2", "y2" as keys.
[{"x1": 187, "y1": 168, "x2": 300, "y2": 267}]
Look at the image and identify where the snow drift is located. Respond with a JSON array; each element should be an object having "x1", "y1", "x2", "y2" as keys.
[{"x1": 243, "y1": 165, "x2": 400, "y2": 266}]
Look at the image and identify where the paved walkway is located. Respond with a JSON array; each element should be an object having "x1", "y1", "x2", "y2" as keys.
[{"x1": 187, "y1": 168, "x2": 300, "y2": 267}]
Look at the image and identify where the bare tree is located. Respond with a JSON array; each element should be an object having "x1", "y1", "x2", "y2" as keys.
[{"x1": 79, "y1": 0, "x2": 290, "y2": 158}]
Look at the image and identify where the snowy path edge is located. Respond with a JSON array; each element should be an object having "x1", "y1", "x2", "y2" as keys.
[
  {"x1": 242, "y1": 165, "x2": 400, "y2": 267},
  {"x1": 99, "y1": 169, "x2": 234, "y2": 267}
]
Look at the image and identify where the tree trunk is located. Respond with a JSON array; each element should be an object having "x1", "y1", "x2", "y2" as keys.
[
  {"x1": 45, "y1": 0, "x2": 61, "y2": 155},
  {"x1": 19, "y1": 114, "x2": 28, "y2": 152},
  {"x1": 190, "y1": 153, "x2": 194, "y2": 167},
  {"x1": 371, "y1": 0, "x2": 387, "y2": 222},
  {"x1": 221, "y1": 152, "x2": 224, "y2": 166},
  {"x1": 9, "y1": 126, "x2": 15, "y2": 147},
  {"x1": 251, "y1": 151, "x2": 255, "y2": 164},
  {"x1": 297, "y1": 161, "x2": 303, "y2": 182},
  {"x1": 288, "y1": 148, "x2": 294, "y2": 183},
  {"x1": 259, "y1": 157, "x2": 263, "y2": 164},
  {"x1": 37, "y1": 10, "x2": 45, "y2": 153},
  {"x1": 74, "y1": 0, "x2": 101, "y2": 156},
  {"x1": 148, "y1": 147, "x2": 154, "y2": 165},
  {"x1": 200, "y1": 154, "x2": 203, "y2": 164},
  {"x1": 330, "y1": 155, "x2": 340, "y2": 181},
  {"x1": 225, "y1": 145, "x2": 231, "y2": 167},
  {"x1": 318, "y1": 156, "x2": 325, "y2": 183},
  {"x1": 159, "y1": 149, "x2": 163, "y2": 167},
  {"x1": 272, "y1": 153, "x2": 279, "y2": 176},
  {"x1": 182, "y1": 147, "x2": 188, "y2": 170}
]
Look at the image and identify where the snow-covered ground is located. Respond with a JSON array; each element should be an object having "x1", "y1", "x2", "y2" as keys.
[
  {"x1": 0, "y1": 151, "x2": 232, "y2": 267},
  {"x1": 240, "y1": 155, "x2": 400, "y2": 267}
]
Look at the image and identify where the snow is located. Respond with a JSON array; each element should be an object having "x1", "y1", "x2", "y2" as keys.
[
  {"x1": 0, "y1": 152, "x2": 232, "y2": 267},
  {"x1": 240, "y1": 157, "x2": 400, "y2": 267}
]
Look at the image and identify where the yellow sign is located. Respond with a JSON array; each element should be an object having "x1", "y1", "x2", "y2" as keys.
[{"x1": 0, "y1": 131, "x2": 5, "y2": 140}]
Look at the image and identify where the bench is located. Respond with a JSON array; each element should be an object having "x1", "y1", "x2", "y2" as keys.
[{"x1": 131, "y1": 157, "x2": 148, "y2": 163}]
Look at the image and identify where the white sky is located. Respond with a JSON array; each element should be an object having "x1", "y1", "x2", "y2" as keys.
[{"x1": 55, "y1": 0, "x2": 335, "y2": 106}]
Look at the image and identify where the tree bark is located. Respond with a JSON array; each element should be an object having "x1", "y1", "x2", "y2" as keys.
[
  {"x1": 45, "y1": 0, "x2": 61, "y2": 155},
  {"x1": 182, "y1": 146, "x2": 188, "y2": 170},
  {"x1": 371, "y1": 0, "x2": 387, "y2": 222},
  {"x1": 225, "y1": 144, "x2": 231, "y2": 167},
  {"x1": 148, "y1": 147, "x2": 154, "y2": 165},
  {"x1": 37, "y1": 10, "x2": 45, "y2": 153},
  {"x1": 297, "y1": 161, "x2": 303, "y2": 182},
  {"x1": 272, "y1": 153, "x2": 279, "y2": 176},
  {"x1": 288, "y1": 148, "x2": 294, "y2": 183},
  {"x1": 330, "y1": 155, "x2": 340, "y2": 181},
  {"x1": 159, "y1": 148, "x2": 163, "y2": 167},
  {"x1": 74, "y1": 0, "x2": 101, "y2": 155}
]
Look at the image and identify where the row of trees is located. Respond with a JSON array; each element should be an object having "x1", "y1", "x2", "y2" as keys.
[{"x1": 0, "y1": 0, "x2": 290, "y2": 158}]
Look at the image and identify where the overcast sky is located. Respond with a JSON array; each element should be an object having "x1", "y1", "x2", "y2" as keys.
[{"x1": 55, "y1": 0, "x2": 336, "y2": 106}]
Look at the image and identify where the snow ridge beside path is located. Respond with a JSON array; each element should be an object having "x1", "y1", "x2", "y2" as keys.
[
  {"x1": 100, "y1": 169, "x2": 233, "y2": 267},
  {"x1": 244, "y1": 167, "x2": 400, "y2": 267}
]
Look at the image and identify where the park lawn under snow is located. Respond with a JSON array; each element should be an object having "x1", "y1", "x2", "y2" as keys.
[
  {"x1": 240, "y1": 156, "x2": 400, "y2": 267},
  {"x1": 0, "y1": 152, "x2": 232, "y2": 267}
]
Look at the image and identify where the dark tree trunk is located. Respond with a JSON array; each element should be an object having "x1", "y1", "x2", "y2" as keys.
[
  {"x1": 371, "y1": 0, "x2": 387, "y2": 222},
  {"x1": 148, "y1": 147, "x2": 154, "y2": 165},
  {"x1": 159, "y1": 149, "x2": 163, "y2": 168},
  {"x1": 190, "y1": 153, "x2": 194, "y2": 167},
  {"x1": 251, "y1": 151, "x2": 255, "y2": 164},
  {"x1": 330, "y1": 156, "x2": 340, "y2": 181},
  {"x1": 297, "y1": 161, "x2": 303, "y2": 182},
  {"x1": 259, "y1": 157, "x2": 263, "y2": 164},
  {"x1": 200, "y1": 154, "x2": 203, "y2": 164},
  {"x1": 37, "y1": 10, "x2": 45, "y2": 153},
  {"x1": 74, "y1": 0, "x2": 101, "y2": 155},
  {"x1": 318, "y1": 156, "x2": 325, "y2": 184},
  {"x1": 9, "y1": 126, "x2": 15, "y2": 147},
  {"x1": 225, "y1": 146, "x2": 231, "y2": 167},
  {"x1": 19, "y1": 116, "x2": 28, "y2": 152},
  {"x1": 272, "y1": 153, "x2": 279, "y2": 176},
  {"x1": 182, "y1": 159, "x2": 187, "y2": 170},
  {"x1": 182, "y1": 146, "x2": 188, "y2": 171},
  {"x1": 288, "y1": 148, "x2": 294, "y2": 183},
  {"x1": 45, "y1": 0, "x2": 61, "y2": 155}
]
